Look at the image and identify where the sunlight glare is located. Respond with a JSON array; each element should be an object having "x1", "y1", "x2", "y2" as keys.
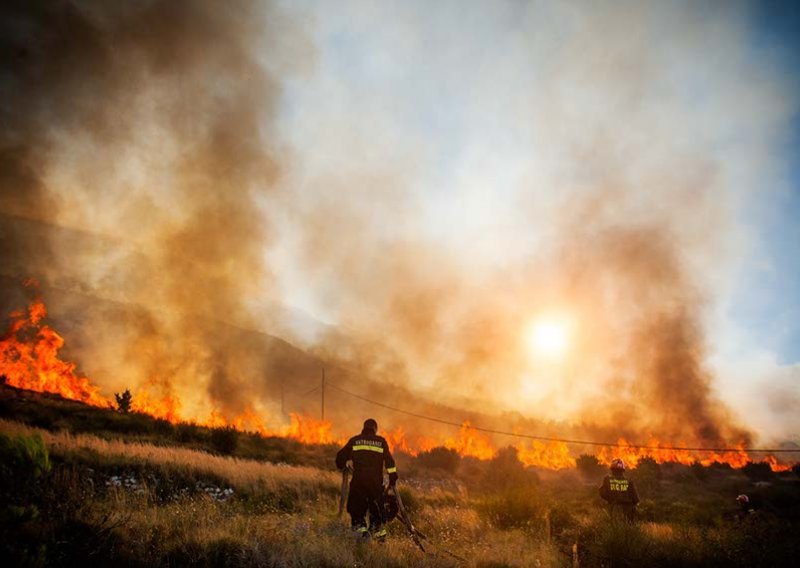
[{"x1": 526, "y1": 317, "x2": 571, "y2": 360}]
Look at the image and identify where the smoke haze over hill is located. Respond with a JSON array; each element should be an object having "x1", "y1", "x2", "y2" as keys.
[{"x1": 1, "y1": 0, "x2": 797, "y2": 447}]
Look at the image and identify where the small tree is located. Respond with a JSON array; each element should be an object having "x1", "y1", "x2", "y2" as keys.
[
  {"x1": 0, "y1": 433, "x2": 51, "y2": 501},
  {"x1": 114, "y1": 389, "x2": 133, "y2": 413}
]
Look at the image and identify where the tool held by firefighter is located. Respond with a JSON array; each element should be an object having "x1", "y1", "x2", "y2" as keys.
[
  {"x1": 388, "y1": 482, "x2": 427, "y2": 552},
  {"x1": 338, "y1": 464, "x2": 351, "y2": 518},
  {"x1": 335, "y1": 418, "x2": 398, "y2": 541},
  {"x1": 599, "y1": 458, "x2": 640, "y2": 522}
]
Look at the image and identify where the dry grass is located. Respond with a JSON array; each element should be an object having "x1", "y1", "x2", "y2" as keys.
[
  {"x1": 0, "y1": 418, "x2": 338, "y2": 498},
  {"x1": 1, "y1": 418, "x2": 564, "y2": 566},
  {"x1": 12, "y1": 415, "x2": 792, "y2": 567}
]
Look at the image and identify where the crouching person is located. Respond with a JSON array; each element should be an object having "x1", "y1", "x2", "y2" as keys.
[{"x1": 599, "y1": 458, "x2": 639, "y2": 522}]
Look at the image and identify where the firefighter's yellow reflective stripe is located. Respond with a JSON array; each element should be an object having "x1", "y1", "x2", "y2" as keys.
[
  {"x1": 609, "y1": 479, "x2": 629, "y2": 492},
  {"x1": 386, "y1": 466, "x2": 397, "y2": 473},
  {"x1": 353, "y1": 444, "x2": 384, "y2": 453}
]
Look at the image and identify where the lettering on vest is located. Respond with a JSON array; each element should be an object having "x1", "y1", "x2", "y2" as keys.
[
  {"x1": 353, "y1": 439, "x2": 384, "y2": 453},
  {"x1": 610, "y1": 479, "x2": 629, "y2": 492}
]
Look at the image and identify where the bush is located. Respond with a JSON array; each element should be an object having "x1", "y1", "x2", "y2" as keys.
[
  {"x1": 175, "y1": 422, "x2": 205, "y2": 444},
  {"x1": 576, "y1": 454, "x2": 605, "y2": 478},
  {"x1": 210, "y1": 426, "x2": 239, "y2": 455},
  {"x1": 633, "y1": 456, "x2": 661, "y2": 495},
  {"x1": 742, "y1": 462, "x2": 773, "y2": 481},
  {"x1": 415, "y1": 446, "x2": 460, "y2": 474},
  {"x1": 484, "y1": 446, "x2": 537, "y2": 490}
]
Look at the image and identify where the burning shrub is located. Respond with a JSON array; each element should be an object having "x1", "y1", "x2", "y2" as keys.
[{"x1": 210, "y1": 426, "x2": 239, "y2": 455}]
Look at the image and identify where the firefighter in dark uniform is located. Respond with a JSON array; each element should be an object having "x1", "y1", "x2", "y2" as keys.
[
  {"x1": 599, "y1": 458, "x2": 639, "y2": 522},
  {"x1": 336, "y1": 418, "x2": 398, "y2": 540},
  {"x1": 735, "y1": 494, "x2": 754, "y2": 520}
]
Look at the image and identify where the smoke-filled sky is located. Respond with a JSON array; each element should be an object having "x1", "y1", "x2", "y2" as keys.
[
  {"x1": 267, "y1": 0, "x2": 800, "y2": 441},
  {"x1": 1, "y1": 0, "x2": 798, "y2": 445}
]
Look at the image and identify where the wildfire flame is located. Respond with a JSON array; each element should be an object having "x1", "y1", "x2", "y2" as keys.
[
  {"x1": 0, "y1": 297, "x2": 109, "y2": 407},
  {"x1": 0, "y1": 293, "x2": 793, "y2": 471}
]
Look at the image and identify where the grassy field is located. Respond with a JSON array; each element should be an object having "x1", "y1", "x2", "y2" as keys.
[{"x1": 1, "y1": 385, "x2": 799, "y2": 567}]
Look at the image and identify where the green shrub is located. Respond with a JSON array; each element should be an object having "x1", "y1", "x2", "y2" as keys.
[{"x1": 0, "y1": 433, "x2": 51, "y2": 488}]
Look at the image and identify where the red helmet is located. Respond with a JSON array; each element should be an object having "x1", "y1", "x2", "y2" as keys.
[
  {"x1": 610, "y1": 458, "x2": 626, "y2": 471},
  {"x1": 736, "y1": 494, "x2": 749, "y2": 504}
]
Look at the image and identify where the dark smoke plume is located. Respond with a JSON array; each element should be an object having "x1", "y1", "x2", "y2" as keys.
[
  {"x1": 0, "y1": 0, "x2": 301, "y2": 421},
  {"x1": 0, "y1": 0, "x2": 790, "y2": 449}
]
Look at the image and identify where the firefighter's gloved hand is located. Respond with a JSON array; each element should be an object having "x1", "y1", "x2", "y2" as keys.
[{"x1": 389, "y1": 472, "x2": 398, "y2": 486}]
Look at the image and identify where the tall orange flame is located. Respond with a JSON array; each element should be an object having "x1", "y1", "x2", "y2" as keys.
[
  {"x1": 1, "y1": 299, "x2": 109, "y2": 407},
  {"x1": 0, "y1": 295, "x2": 793, "y2": 472}
]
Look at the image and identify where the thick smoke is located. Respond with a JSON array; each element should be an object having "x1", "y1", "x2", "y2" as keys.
[
  {"x1": 0, "y1": 1, "x2": 794, "y2": 446},
  {"x1": 0, "y1": 0, "x2": 301, "y2": 421},
  {"x1": 272, "y1": 0, "x2": 793, "y2": 445}
]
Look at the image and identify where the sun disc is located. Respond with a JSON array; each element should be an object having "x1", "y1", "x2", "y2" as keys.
[{"x1": 526, "y1": 317, "x2": 571, "y2": 360}]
